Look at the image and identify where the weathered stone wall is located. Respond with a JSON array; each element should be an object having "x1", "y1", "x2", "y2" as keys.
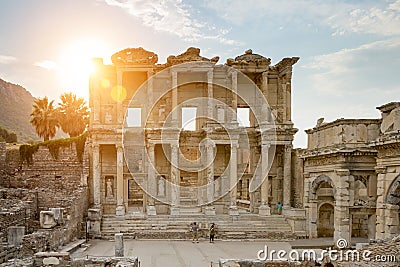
[
  {"x1": 1, "y1": 142, "x2": 89, "y2": 258},
  {"x1": 0, "y1": 188, "x2": 38, "y2": 243},
  {"x1": 306, "y1": 119, "x2": 380, "y2": 150},
  {"x1": 0, "y1": 142, "x2": 5, "y2": 169}
]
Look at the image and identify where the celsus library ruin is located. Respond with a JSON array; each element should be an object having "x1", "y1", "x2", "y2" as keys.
[{"x1": 1, "y1": 47, "x2": 399, "y2": 265}]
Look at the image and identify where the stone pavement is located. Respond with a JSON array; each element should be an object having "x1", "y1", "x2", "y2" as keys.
[{"x1": 71, "y1": 239, "x2": 292, "y2": 267}]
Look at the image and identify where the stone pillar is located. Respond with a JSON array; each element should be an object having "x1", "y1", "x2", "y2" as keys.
[
  {"x1": 170, "y1": 143, "x2": 180, "y2": 215},
  {"x1": 7, "y1": 226, "x2": 25, "y2": 246},
  {"x1": 147, "y1": 143, "x2": 156, "y2": 216},
  {"x1": 375, "y1": 166, "x2": 386, "y2": 240},
  {"x1": 283, "y1": 144, "x2": 292, "y2": 210},
  {"x1": 92, "y1": 144, "x2": 101, "y2": 207},
  {"x1": 334, "y1": 169, "x2": 351, "y2": 245},
  {"x1": 207, "y1": 70, "x2": 214, "y2": 120},
  {"x1": 116, "y1": 70, "x2": 124, "y2": 124},
  {"x1": 171, "y1": 71, "x2": 178, "y2": 126},
  {"x1": 229, "y1": 142, "x2": 239, "y2": 216},
  {"x1": 115, "y1": 233, "x2": 124, "y2": 257},
  {"x1": 205, "y1": 141, "x2": 216, "y2": 215},
  {"x1": 368, "y1": 214, "x2": 376, "y2": 240},
  {"x1": 385, "y1": 204, "x2": 399, "y2": 239},
  {"x1": 147, "y1": 70, "x2": 154, "y2": 124},
  {"x1": 230, "y1": 71, "x2": 237, "y2": 124},
  {"x1": 116, "y1": 144, "x2": 125, "y2": 216},
  {"x1": 259, "y1": 143, "x2": 271, "y2": 215},
  {"x1": 281, "y1": 76, "x2": 287, "y2": 122}
]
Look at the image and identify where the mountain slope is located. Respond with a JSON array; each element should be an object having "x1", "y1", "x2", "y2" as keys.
[{"x1": 0, "y1": 78, "x2": 38, "y2": 142}]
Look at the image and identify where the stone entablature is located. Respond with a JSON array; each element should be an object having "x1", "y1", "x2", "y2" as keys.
[{"x1": 305, "y1": 118, "x2": 380, "y2": 150}]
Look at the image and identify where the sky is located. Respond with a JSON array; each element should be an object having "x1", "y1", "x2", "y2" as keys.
[{"x1": 0, "y1": 0, "x2": 399, "y2": 148}]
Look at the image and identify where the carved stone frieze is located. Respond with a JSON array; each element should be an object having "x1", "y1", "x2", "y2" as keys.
[
  {"x1": 166, "y1": 47, "x2": 219, "y2": 66},
  {"x1": 111, "y1": 47, "x2": 158, "y2": 65}
]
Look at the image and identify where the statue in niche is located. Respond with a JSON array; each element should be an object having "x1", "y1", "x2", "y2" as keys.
[
  {"x1": 138, "y1": 159, "x2": 143, "y2": 172},
  {"x1": 104, "y1": 105, "x2": 113, "y2": 123},
  {"x1": 158, "y1": 177, "x2": 165, "y2": 196},
  {"x1": 106, "y1": 178, "x2": 114, "y2": 198},
  {"x1": 214, "y1": 178, "x2": 220, "y2": 197}
]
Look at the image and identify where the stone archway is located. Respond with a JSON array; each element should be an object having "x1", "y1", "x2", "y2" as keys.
[
  {"x1": 318, "y1": 203, "x2": 334, "y2": 237},
  {"x1": 310, "y1": 175, "x2": 336, "y2": 200},
  {"x1": 386, "y1": 175, "x2": 400, "y2": 206},
  {"x1": 385, "y1": 175, "x2": 400, "y2": 236}
]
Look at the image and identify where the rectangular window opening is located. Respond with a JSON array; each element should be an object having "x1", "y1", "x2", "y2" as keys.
[
  {"x1": 237, "y1": 107, "x2": 250, "y2": 127},
  {"x1": 182, "y1": 107, "x2": 197, "y2": 131},
  {"x1": 126, "y1": 108, "x2": 142, "y2": 127}
]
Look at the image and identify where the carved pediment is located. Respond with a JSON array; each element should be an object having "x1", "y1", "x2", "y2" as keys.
[
  {"x1": 272, "y1": 57, "x2": 300, "y2": 71},
  {"x1": 226, "y1": 49, "x2": 271, "y2": 67},
  {"x1": 111, "y1": 47, "x2": 158, "y2": 66},
  {"x1": 166, "y1": 47, "x2": 219, "y2": 66}
]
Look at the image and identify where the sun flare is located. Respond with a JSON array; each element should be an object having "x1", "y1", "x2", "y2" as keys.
[{"x1": 57, "y1": 39, "x2": 107, "y2": 99}]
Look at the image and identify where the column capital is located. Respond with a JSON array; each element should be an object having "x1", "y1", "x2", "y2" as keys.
[
  {"x1": 116, "y1": 143, "x2": 124, "y2": 151},
  {"x1": 375, "y1": 166, "x2": 386, "y2": 174},
  {"x1": 92, "y1": 143, "x2": 100, "y2": 150},
  {"x1": 284, "y1": 143, "x2": 293, "y2": 152}
]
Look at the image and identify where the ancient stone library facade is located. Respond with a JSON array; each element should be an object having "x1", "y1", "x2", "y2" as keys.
[
  {"x1": 1, "y1": 47, "x2": 400, "y2": 260},
  {"x1": 85, "y1": 47, "x2": 400, "y2": 244}
]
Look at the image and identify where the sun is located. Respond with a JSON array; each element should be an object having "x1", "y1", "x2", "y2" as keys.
[{"x1": 58, "y1": 39, "x2": 107, "y2": 99}]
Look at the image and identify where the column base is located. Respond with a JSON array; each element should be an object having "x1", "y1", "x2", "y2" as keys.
[
  {"x1": 282, "y1": 205, "x2": 291, "y2": 215},
  {"x1": 116, "y1": 205, "x2": 125, "y2": 216},
  {"x1": 258, "y1": 205, "x2": 271, "y2": 216},
  {"x1": 228, "y1": 206, "x2": 239, "y2": 216},
  {"x1": 205, "y1": 206, "x2": 216, "y2": 216},
  {"x1": 170, "y1": 207, "x2": 180, "y2": 216},
  {"x1": 147, "y1": 205, "x2": 157, "y2": 216}
]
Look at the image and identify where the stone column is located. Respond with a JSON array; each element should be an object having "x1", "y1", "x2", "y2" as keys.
[
  {"x1": 205, "y1": 141, "x2": 216, "y2": 215},
  {"x1": 116, "y1": 144, "x2": 125, "y2": 216},
  {"x1": 92, "y1": 144, "x2": 101, "y2": 207},
  {"x1": 280, "y1": 76, "x2": 287, "y2": 122},
  {"x1": 334, "y1": 169, "x2": 351, "y2": 245},
  {"x1": 171, "y1": 71, "x2": 178, "y2": 126},
  {"x1": 170, "y1": 143, "x2": 180, "y2": 215},
  {"x1": 283, "y1": 144, "x2": 292, "y2": 210},
  {"x1": 115, "y1": 233, "x2": 124, "y2": 257},
  {"x1": 147, "y1": 70, "x2": 154, "y2": 125},
  {"x1": 230, "y1": 71, "x2": 238, "y2": 124},
  {"x1": 259, "y1": 143, "x2": 271, "y2": 215},
  {"x1": 229, "y1": 142, "x2": 239, "y2": 215},
  {"x1": 385, "y1": 204, "x2": 399, "y2": 239},
  {"x1": 116, "y1": 70, "x2": 124, "y2": 124},
  {"x1": 207, "y1": 70, "x2": 214, "y2": 120},
  {"x1": 147, "y1": 143, "x2": 156, "y2": 215},
  {"x1": 375, "y1": 166, "x2": 386, "y2": 240},
  {"x1": 308, "y1": 201, "x2": 318, "y2": 238}
]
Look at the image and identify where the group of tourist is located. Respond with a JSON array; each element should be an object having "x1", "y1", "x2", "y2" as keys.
[{"x1": 190, "y1": 222, "x2": 215, "y2": 243}]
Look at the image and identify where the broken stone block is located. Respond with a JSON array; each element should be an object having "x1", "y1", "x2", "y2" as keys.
[
  {"x1": 7, "y1": 226, "x2": 25, "y2": 246},
  {"x1": 40, "y1": 210, "x2": 57, "y2": 229},
  {"x1": 115, "y1": 233, "x2": 124, "y2": 257},
  {"x1": 50, "y1": 208, "x2": 64, "y2": 224}
]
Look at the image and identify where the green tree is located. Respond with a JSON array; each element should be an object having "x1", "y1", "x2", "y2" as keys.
[
  {"x1": 57, "y1": 93, "x2": 89, "y2": 137},
  {"x1": 30, "y1": 97, "x2": 59, "y2": 141}
]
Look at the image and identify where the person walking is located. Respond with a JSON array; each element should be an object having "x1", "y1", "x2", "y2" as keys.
[
  {"x1": 209, "y1": 223, "x2": 215, "y2": 243},
  {"x1": 191, "y1": 222, "x2": 199, "y2": 243},
  {"x1": 277, "y1": 202, "x2": 282, "y2": 215}
]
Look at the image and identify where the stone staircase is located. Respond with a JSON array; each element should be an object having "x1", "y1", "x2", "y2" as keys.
[{"x1": 100, "y1": 213, "x2": 296, "y2": 240}]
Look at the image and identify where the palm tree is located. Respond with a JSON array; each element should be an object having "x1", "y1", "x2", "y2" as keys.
[
  {"x1": 57, "y1": 93, "x2": 89, "y2": 137},
  {"x1": 30, "y1": 97, "x2": 59, "y2": 141}
]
